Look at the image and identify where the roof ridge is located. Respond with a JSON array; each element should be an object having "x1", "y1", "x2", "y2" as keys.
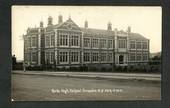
[{"x1": 80, "y1": 27, "x2": 114, "y2": 32}]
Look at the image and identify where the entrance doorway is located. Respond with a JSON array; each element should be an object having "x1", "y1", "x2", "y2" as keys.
[{"x1": 119, "y1": 55, "x2": 124, "y2": 64}]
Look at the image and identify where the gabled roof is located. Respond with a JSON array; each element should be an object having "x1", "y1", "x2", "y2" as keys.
[
  {"x1": 43, "y1": 18, "x2": 148, "y2": 40},
  {"x1": 45, "y1": 18, "x2": 81, "y2": 31},
  {"x1": 81, "y1": 27, "x2": 148, "y2": 40},
  {"x1": 46, "y1": 23, "x2": 62, "y2": 29},
  {"x1": 81, "y1": 28, "x2": 115, "y2": 36},
  {"x1": 56, "y1": 18, "x2": 81, "y2": 31}
]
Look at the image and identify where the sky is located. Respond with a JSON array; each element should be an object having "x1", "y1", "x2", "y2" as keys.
[{"x1": 12, "y1": 6, "x2": 162, "y2": 60}]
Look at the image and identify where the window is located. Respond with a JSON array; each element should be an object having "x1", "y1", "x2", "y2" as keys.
[
  {"x1": 113, "y1": 40, "x2": 115, "y2": 49},
  {"x1": 50, "y1": 52, "x2": 55, "y2": 63},
  {"x1": 31, "y1": 37, "x2": 36, "y2": 47},
  {"x1": 143, "y1": 42, "x2": 148, "y2": 49},
  {"x1": 130, "y1": 53, "x2": 136, "y2": 61},
  {"x1": 70, "y1": 35, "x2": 79, "y2": 46},
  {"x1": 27, "y1": 37, "x2": 31, "y2": 47},
  {"x1": 70, "y1": 52, "x2": 79, "y2": 62},
  {"x1": 45, "y1": 52, "x2": 55, "y2": 63},
  {"x1": 143, "y1": 53, "x2": 148, "y2": 61},
  {"x1": 118, "y1": 39, "x2": 127, "y2": 48},
  {"x1": 25, "y1": 52, "x2": 31, "y2": 62},
  {"x1": 92, "y1": 39, "x2": 99, "y2": 48},
  {"x1": 45, "y1": 35, "x2": 55, "y2": 47},
  {"x1": 51, "y1": 35, "x2": 55, "y2": 46},
  {"x1": 101, "y1": 53, "x2": 107, "y2": 61},
  {"x1": 92, "y1": 52, "x2": 99, "y2": 62},
  {"x1": 136, "y1": 53, "x2": 142, "y2": 61},
  {"x1": 59, "y1": 34, "x2": 68, "y2": 46},
  {"x1": 32, "y1": 52, "x2": 37, "y2": 62},
  {"x1": 136, "y1": 42, "x2": 142, "y2": 49},
  {"x1": 59, "y1": 52, "x2": 68, "y2": 62},
  {"x1": 24, "y1": 39, "x2": 27, "y2": 48},
  {"x1": 108, "y1": 40, "x2": 113, "y2": 48},
  {"x1": 100, "y1": 39, "x2": 107, "y2": 48},
  {"x1": 108, "y1": 53, "x2": 113, "y2": 62},
  {"x1": 130, "y1": 41, "x2": 136, "y2": 49},
  {"x1": 84, "y1": 52, "x2": 90, "y2": 62},
  {"x1": 24, "y1": 53, "x2": 28, "y2": 62},
  {"x1": 45, "y1": 36, "x2": 50, "y2": 47},
  {"x1": 45, "y1": 52, "x2": 50, "y2": 63},
  {"x1": 84, "y1": 38, "x2": 90, "y2": 47}
]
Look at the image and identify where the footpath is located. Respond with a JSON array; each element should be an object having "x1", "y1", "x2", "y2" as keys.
[{"x1": 12, "y1": 70, "x2": 161, "y2": 82}]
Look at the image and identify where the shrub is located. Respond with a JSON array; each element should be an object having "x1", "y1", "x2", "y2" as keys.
[
  {"x1": 89, "y1": 67, "x2": 98, "y2": 72},
  {"x1": 101, "y1": 67, "x2": 106, "y2": 72},
  {"x1": 107, "y1": 68, "x2": 112, "y2": 72},
  {"x1": 61, "y1": 67, "x2": 66, "y2": 71},
  {"x1": 26, "y1": 66, "x2": 43, "y2": 71}
]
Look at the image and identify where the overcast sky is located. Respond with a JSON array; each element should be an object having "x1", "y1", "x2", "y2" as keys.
[{"x1": 12, "y1": 6, "x2": 162, "y2": 60}]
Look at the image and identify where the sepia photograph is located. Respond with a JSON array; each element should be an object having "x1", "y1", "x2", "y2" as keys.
[{"x1": 11, "y1": 6, "x2": 162, "y2": 101}]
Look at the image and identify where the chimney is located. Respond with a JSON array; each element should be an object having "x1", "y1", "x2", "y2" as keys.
[
  {"x1": 107, "y1": 22, "x2": 112, "y2": 31},
  {"x1": 48, "y1": 16, "x2": 53, "y2": 26},
  {"x1": 127, "y1": 26, "x2": 131, "y2": 33},
  {"x1": 27, "y1": 27, "x2": 30, "y2": 33},
  {"x1": 68, "y1": 14, "x2": 71, "y2": 20},
  {"x1": 114, "y1": 28, "x2": 118, "y2": 34},
  {"x1": 84, "y1": 20, "x2": 88, "y2": 28},
  {"x1": 40, "y1": 21, "x2": 43, "y2": 27},
  {"x1": 58, "y1": 14, "x2": 63, "y2": 24}
]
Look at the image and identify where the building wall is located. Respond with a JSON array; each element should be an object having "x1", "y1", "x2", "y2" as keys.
[
  {"x1": 24, "y1": 24, "x2": 149, "y2": 68},
  {"x1": 128, "y1": 39, "x2": 149, "y2": 65},
  {"x1": 24, "y1": 28, "x2": 39, "y2": 65}
]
